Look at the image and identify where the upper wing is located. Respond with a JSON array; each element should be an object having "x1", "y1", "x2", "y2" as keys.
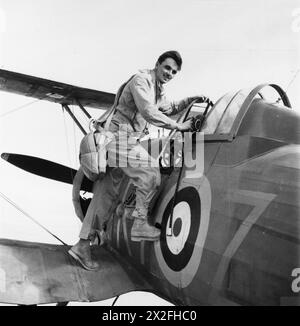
[
  {"x1": 0, "y1": 69, "x2": 115, "y2": 110},
  {"x1": 0, "y1": 239, "x2": 151, "y2": 305}
]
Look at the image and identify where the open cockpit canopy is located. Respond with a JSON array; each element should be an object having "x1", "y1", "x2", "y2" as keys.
[{"x1": 189, "y1": 84, "x2": 298, "y2": 144}]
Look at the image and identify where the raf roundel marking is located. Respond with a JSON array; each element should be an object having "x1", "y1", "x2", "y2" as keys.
[
  {"x1": 154, "y1": 177, "x2": 211, "y2": 288},
  {"x1": 161, "y1": 188, "x2": 200, "y2": 272},
  {"x1": 166, "y1": 201, "x2": 191, "y2": 255}
]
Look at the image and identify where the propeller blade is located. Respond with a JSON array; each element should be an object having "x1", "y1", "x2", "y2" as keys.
[{"x1": 1, "y1": 153, "x2": 93, "y2": 192}]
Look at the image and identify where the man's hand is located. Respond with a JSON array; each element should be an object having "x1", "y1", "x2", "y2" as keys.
[
  {"x1": 177, "y1": 119, "x2": 193, "y2": 131},
  {"x1": 188, "y1": 95, "x2": 210, "y2": 104}
]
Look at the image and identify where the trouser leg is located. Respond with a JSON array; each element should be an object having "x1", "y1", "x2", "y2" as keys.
[
  {"x1": 108, "y1": 134, "x2": 162, "y2": 240},
  {"x1": 119, "y1": 165, "x2": 161, "y2": 241},
  {"x1": 120, "y1": 166, "x2": 161, "y2": 217},
  {"x1": 79, "y1": 168, "x2": 124, "y2": 240}
]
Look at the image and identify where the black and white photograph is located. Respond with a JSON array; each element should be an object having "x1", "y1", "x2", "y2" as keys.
[{"x1": 0, "y1": 0, "x2": 299, "y2": 308}]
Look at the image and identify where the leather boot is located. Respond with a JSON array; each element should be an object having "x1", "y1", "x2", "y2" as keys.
[
  {"x1": 68, "y1": 240, "x2": 100, "y2": 271},
  {"x1": 131, "y1": 217, "x2": 160, "y2": 242},
  {"x1": 90, "y1": 229, "x2": 107, "y2": 246}
]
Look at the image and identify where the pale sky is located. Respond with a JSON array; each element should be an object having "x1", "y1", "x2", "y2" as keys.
[{"x1": 0, "y1": 0, "x2": 299, "y2": 306}]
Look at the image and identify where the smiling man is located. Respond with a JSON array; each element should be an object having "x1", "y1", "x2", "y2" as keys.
[{"x1": 69, "y1": 50, "x2": 209, "y2": 270}]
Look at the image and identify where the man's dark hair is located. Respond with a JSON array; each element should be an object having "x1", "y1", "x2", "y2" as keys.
[{"x1": 157, "y1": 50, "x2": 182, "y2": 70}]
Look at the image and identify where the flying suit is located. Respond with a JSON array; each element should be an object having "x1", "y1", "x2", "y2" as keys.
[{"x1": 79, "y1": 69, "x2": 193, "y2": 240}]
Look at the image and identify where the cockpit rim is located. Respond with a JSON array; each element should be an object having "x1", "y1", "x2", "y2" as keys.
[{"x1": 189, "y1": 83, "x2": 292, "y2": 142}]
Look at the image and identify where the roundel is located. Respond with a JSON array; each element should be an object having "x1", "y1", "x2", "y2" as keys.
[
  {"x1": 154, "y1": 178, "x2": 211, "y2": 288},
  {"x1": 160, "y1": 187, "x2": 200, "y2": 272}
]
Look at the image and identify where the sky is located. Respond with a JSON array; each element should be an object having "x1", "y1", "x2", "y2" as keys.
[{"x1": 0, "y1": 0, "x2": 299, "y2": 306}]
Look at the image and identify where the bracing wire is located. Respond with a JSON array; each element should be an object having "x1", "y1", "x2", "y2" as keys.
[
  {"x1": 111, "y1": 296, "x2": 120, "y2": 306},
  {"x1": 61, "y1": 106, "x2": 74, "y2": 170},
  {"x1": 71, "y1": 105, "x2": 79, "y2": 167},
  {"x1": 286, "y1": 68, "x2": 300, "y2": 91},
  {"x1": 61, "y1": 106, "x2": 77, "y2": 182},
  {"x1": 0, "y1": 98, "x2": 43, "y2": 119},
  {"x1": 276, "y1": 68, "x2": 299, "y2": 104},
  {"x1": 0, "y1": 191, "x2": 67, "y2": 246}
]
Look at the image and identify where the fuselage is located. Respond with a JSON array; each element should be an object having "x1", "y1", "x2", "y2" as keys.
[{"x1": 107, "y1": 99, "x2": 300, "y2": 306}]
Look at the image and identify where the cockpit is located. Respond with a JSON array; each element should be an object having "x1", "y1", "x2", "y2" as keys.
[{"x1": 185, "y1": 83, "x2": 295, "y2": 143}]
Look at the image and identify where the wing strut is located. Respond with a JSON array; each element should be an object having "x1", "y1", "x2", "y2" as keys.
[
  {"x1": 76, "y1": 99, "x2": 92, "y2": 119},
  {"x1": 62, "y1": 104, "x2": 87, "y2": 135},
  {"x1": 112, "y1": 296, "x2": 120, "y2": 306}
]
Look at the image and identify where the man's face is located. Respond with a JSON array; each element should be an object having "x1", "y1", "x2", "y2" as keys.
[{"x1": 155, "y1": 58, "x2": 179, "y2": 84}]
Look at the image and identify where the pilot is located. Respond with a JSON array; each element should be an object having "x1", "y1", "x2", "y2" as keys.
[{"x1": 69, "y1": 50, "x2": 208, "y2": 270}]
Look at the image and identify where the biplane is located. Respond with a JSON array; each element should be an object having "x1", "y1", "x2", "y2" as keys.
[{"x1": 0, "y1": 69, "x2": 299, "y2": 306}]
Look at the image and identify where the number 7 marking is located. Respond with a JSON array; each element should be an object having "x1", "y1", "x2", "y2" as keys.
[{"x1": 209, "y1": 190, "x2": 276, "y2": 304}]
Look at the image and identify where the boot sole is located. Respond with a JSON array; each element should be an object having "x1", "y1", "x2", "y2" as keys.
[{"x1": 68, "y1": 249, "x2": 100, "y2": 271}]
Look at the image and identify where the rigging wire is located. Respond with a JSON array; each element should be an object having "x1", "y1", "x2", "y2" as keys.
[
  {"x1": 61, "y1": 106, "x2": 75, "y2": 173},
  {"x1": 286, "y1": 68, "x2": 300, "y2": 91},
  {"x1": 0, "y1": 98, "x2": 43, "y2": 119},
  {"x1": 276, "y1": 68, "x2": 299, "y2": 104},
  {"x1": 71, "y1": 105, "x2": 79, "y2": 167},
  {"x1": 0, "y1": 191, "x2": 67, "y2": 246}
]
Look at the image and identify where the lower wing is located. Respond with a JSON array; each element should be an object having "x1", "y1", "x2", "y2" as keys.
[{"x1": 0, "y1": 238, "x2": 151, "y2": 305}]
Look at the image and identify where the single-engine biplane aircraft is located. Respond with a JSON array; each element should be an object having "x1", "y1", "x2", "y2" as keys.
[{"x1": 0, "y1": 69, "x2": 299, "y2": 306}]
